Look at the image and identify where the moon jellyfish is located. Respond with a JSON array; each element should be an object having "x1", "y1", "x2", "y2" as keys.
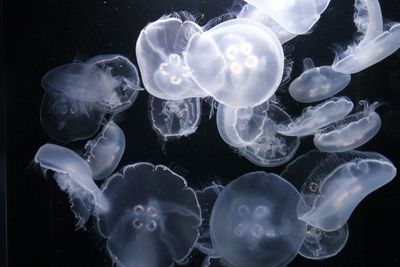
[
  {"x1": 97, "y1": 163, "x2": 201, "y2": 267},
  {"x1": 332, "y1": 0, "x2": 400, "y2": 74},
  {"x1": 136, "y1": 16, "x2": 208, "y2": 100},
  {"x1": 289, "y1": 58, "x2": 351, "y2": 103},
  {"x1": 297, "y1": 151, "x2": 397, "y2": 231},
  {"x1": 278, "y1": 97, "x2": 354, "y2": 137},
  {"x1": 40, "y1": 92, "x2": 104, "y2": 142},
  {"x1": 87, "y1": 54, "x2": 142, "y2": 113},
  {"x1": 149, "y1": 96, "x2": 201, "y2": 140},
  {"x1": 84, "y1": 121, "x2": 125, "y2": 180},
  {"x1": 313, "y1": 101, "x2": 381, "y2": 152},
  {"x1": 34, "y1": 144, "x2": 109, "y2": 228},
  {"x1": 299, "y1": 224, "x2": 349, "y2": 260},
  {"x1": 185, "y1": 18, "x2": 284, "y2": 108},
  {"x1": 210, "y1": 172, "x2": 306, "y2": 267},
  {"x1": 238, "y1": 104, "x2": 300, "y2": 167}
]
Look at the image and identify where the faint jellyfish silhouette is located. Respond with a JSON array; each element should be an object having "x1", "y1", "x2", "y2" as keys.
[
  {"x1": 136, "y1": 15, "x2": 208, "y2": 100},
  {"x1": 185, "y1": 18, "x2": 284, "y2": 108},
  {"x1": 332, "y1": 0, "x2": 400, "y2": 74},
  {"x1": 299, "y1": 224, "x2": 349, "y2": 260},
  {"x1": 97, "y1": 163, "x2": 201, "y2": 267},
  {"x1": 34, "y1": 144, "x2": 109, "y2": 228},
  {"x1": 210, "y1": 172, "x2": 306, "y2": 267},
  {"x1": 238, "y1": 104, "x2": 300, "y2": 167},
  {"x1": 278, "y1": 97, "x2": 354, "y2": 137},
  {"x1": 149, "y1": 95, "x2": 201, "y2": 140},
  {"x1": 289, "y1": 58, "x2": 351, "y2": 103},
  {"x1": 297, "y1": 151, "x2": 396, "y2": 231},
  {"x1": 313, "y1": 100, "x2": 381, "y2": 152},
  {"x1": 83, "y1": 121, "x2": 125, "y2": 180}
]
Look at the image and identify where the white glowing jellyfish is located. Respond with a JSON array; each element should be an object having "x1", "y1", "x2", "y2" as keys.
[
  {"x1": 313, "y1": 101, "x2": 381, "y2": 152},
  {"x1": 289, "y1": 58, "x2": 352, "y2": 103},
  {"x1": 136, "y1": 15, "x2": 207, "y2": 100},
  {"x1": 210, "y1": 172, "x2": 306, "y2": 267},
  {"x1": 332, "y1": 0, "x2": 400, "y2": 74},
  {"x1": 97, "y1": 163, "x2": 201, "y2": 267},
  {"x1": 278, "y1": 97, "x2": 354, "y2": 137},
  {"x1": 84, "y1": 121, "x2": 125, "y2": 180},
  {"x1": 185, "y1": 18, "x2": 284, "y2": 108},
  {"x1": 34, "y1": 144, "x2": 109, "y2": 228},
  {"x1": 149, "y1": 96, "x2": 201, "y2": 140}
]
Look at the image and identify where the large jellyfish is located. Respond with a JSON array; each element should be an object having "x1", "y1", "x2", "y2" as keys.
[
  {"x1": 332, "y1": 0, "x2": 400, "y2": 74},
  {"x1": 97, "y1": 163, "x2": 201, "y2": 267},
  {"x1": 34, "y1": 144, "x2": 109, "y2": 228},
  {"x1": 277, "y1": 97, "x2": 354, "y2": 137},
  {"x1": 84, "y1": 121, "x2": 125, "y2": 180},
  {"x1": 289, "y1": 58, "x2": 352, "y2": 103},
  {"x1": 185, "y1": 18, "x2": 284, "y2": 108},
  {"x1": 210, "y1": 172, "x2": 306, "y2": 267},
  {"x1": 136, "y1": 15, "x2": 208, "y2": 100},
  {"x1": 149, "y1": 96, "x2": 201, "y2": 140},
  {"x1": 313, "y1": 101, "x2": 381, "y2": 152}
]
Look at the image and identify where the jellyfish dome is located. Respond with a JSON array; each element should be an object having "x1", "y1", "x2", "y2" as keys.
[
  {"x1": 210, "y1": 172, "x2": 306, "y2": 267},
  {"x1": 136, "y1": 15, "x2": 208, "y2": 100},
  {"x1": 97, "y1": 163, "x2": 201, "y2": 267},
  {"x1": 185, "y1": 18, "x2": 284, "y2": 108}
]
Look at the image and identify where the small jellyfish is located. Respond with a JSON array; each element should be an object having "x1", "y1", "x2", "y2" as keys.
[
  {"x1": 83, "y1": 121, "x2": 125, "y2": 180},
  {"x1": 136, "y1": 15, "x2": 208, "y2": 100},
  {"x1": 97, "y1": 163, "x2": 201, "y2": 267},
  {"x1": 313, "y1": 101, "x2": 381, "y2": 152},
  {"x1": 332, "y1": 0, "x2": 400, "y2": 74},
  {"x1": 289, "y1": 58, "x2": 352, "y2": 103},
  {"x1": 297, "y1": 151, "x2": 397, "y2": 231},
  {"x1": 278, "y1": 97, "x2": 354, "y2": 137},
  {"x1": 210, "y1": 172, "x2": 306, "y2": 267},
  {"x1": 185, "y1": 18, "x2": 284, "y2": 108},
  {"x1": 238, "y1": 104, "x2": 300, "y2": 167},
  {"x1": 149, "y1": 95, "x2": 201, "y2": 140},
  {"x1": 299, "y1": 224, "x2": 349, "y2": 260},
  {"x1": 34, "y1": 144, "x2": 109, "y2": 228}
]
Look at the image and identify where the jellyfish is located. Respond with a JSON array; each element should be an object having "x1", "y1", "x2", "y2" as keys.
[
  {"x1": 243, "y1": 0, "x2": 330, "y2": 34},
  {"x1": 238, "y1": 104, "x2": 300, "y2": 167},
  {"x1": 149, "y1": 96, "x2": 201, "y2": 140},
  {"x1": 184, "y1": 18, "x2": 284, "y2": 108},
  {"x1": 277, "y1": 97, "x2": 354, "y2": 137},
  {"x1": 96, "y1": 163, "x2": 201, "y2": 267},
  {"x1": 136, "y1": 15, "x2": 208, "y2": 100},
  {"x1": 332, "y1": 0, "x2": 400, "y2": 74},
  {"x1": 83, "y1": 121, "x2": 125, "y2": 180},
  {"x1": 297, "y1": 151, "x2": 397, "y2": 231},
  {"x1": 313, "y1": 101, "x2": 381, "y2": 152},
  {"x1": 210, "y1": 172, "x2": 306, "y2": 267},
  {"x1": 299, "y1": 224, "x2": 349, "y2": 260},
  {"x1": 289, "y1": 58, "x2": 352, "y2": 103},
  {"x1": 34, "y1": 144, "x2": 109, "y2": 228}
]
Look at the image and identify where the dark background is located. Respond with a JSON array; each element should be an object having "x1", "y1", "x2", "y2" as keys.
[{"x1": 4, "y1": 0, "x2": 400, "y2": 266}]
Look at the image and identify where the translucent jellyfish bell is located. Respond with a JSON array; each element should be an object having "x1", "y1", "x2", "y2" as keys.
[
  {"x1": 278, "y1": 97, "x2": 354, "y2": 137},
  {"x1": 332, "y1": 0, "x2": 400, "y2": 74},
  {"x1": 97, "y1": 163, "x2": 201, "y2": 267},
  {"x1": 289, "y1": 58, "x2": 352, "y2": 103},
  {"x1": 185, "y1": 18, "x2": 284, "y2": 108},
  {"x1": 149, "y1": 96, "x2": 201, "y2": 140},
  {"x1": 313, "y1": 101, "x2": 381, "y2": 152},
  {"x1": 84, "y1": 121, "x2": 125, "y2": 180},
  {"x1": 210, "y1": 172, "x2": 306, "y2": 267},
  {"x1": 297, "y1": 151, "x2": 397, "y2": 231},
  {"x1": 34, "y1": 144, "x2": 109, "y2": 228},
  {"x1": 136, "y1": 16, "x2": 208, "y2": 100}
]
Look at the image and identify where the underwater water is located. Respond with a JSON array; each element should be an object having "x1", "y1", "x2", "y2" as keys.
[{"x1": 3, "y1": 0, "x2": 400, "y2": 266}]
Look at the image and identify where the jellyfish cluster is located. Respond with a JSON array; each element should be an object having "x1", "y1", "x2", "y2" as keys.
[{"x1": 33, "y1": 0, "x2": 399, "y2": 266}]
